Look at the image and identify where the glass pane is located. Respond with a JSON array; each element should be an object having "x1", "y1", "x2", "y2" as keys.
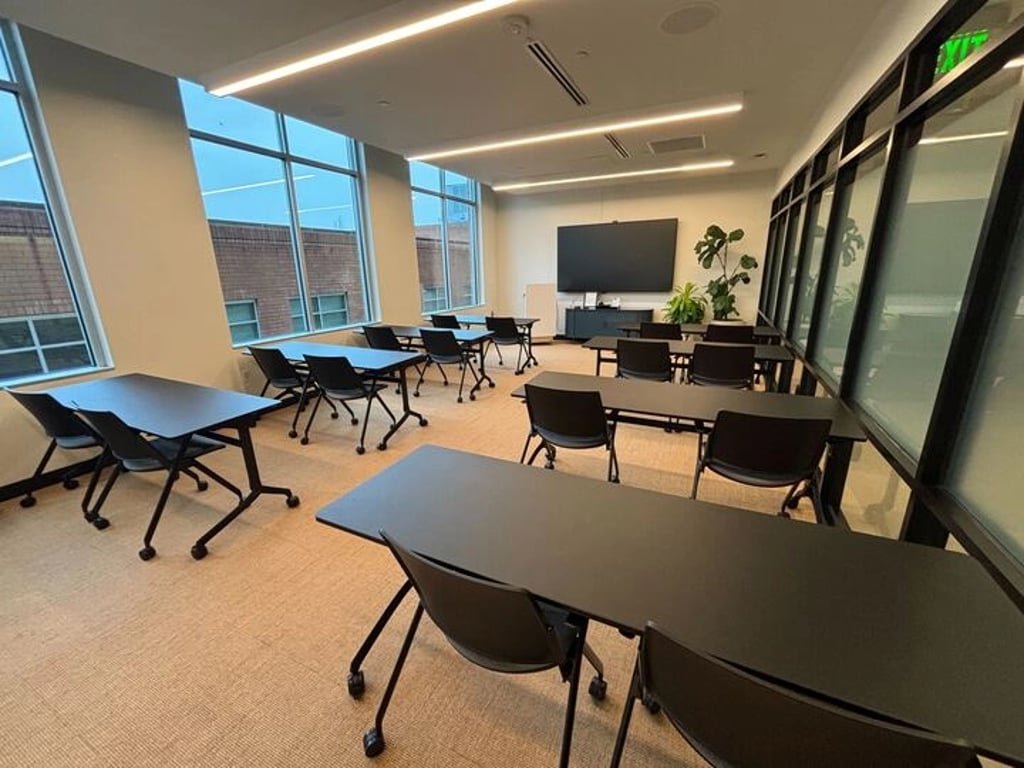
[
  {"x1": 228, "y1": 322, "x2": 260, "y2": 345},
  {"x1": 0, "y1": 350, "x2": 42, "y2": 379},
  {"x1": 843, "y1": 440, "x2": 912, "y2": 539},
  {"x1": 852, "y1": 68, "x2": 1018, "y2": 456},
  {"x1": 952, "y1": 206, "x2": 1024, "y2": 565},
  {"x1": 446, "y1": 200, "x2": 477, "y2": 308},
  {"x1": 413, "y1": 192, "x2": 446, "y2": 312},
  {"x1": 288, "y1": 297, "x2": 308, "y2": 333},
  {"x1": 34, "y1": 315, "x2": 84, "y2": 345},
  {"x1": 0, "y1": 320, "x2": 32, "y2": 349},
  {"x1": 284, "y1": 116, "x2": 354, "y2": 170},
  {"x1": 178, "y1": 80, "x2": 281, "y2": 151},
  {"x1": 42, "y1": 343, "x2": 90, "y2": 371},
  {"x1": 191, "y1": 139, "x2": 301, "y2": 343},
  {"x1": 291, "y1": 162, "x2": 368, "y2": 327},
  {"x1": 765, "y1": 210, "x2": 789, "y2": 318},
  {"x1": 0, "y1": 30, "x2": 11, "y2": 82},
  {"x1": 811, "y1": 149, "x2": 886, "y2": 383},
  {"x1": 410, "y1": 161, "x2": 441, "y2": 192},
  {"x1": 775, "y1": 203, "x2": 806, "y2": 331},
  {"x1": 863, "y1": 87, "x2": 900, "y2": 139},
  {"x1": 225, "y1": 302, "x2": 256, "y2": 323},
  {"x1": 443, "y1": 169, "x2": 475, "y2": 200},
  {"x1": 791, "y1": 186, "x2": 835, "y2": 351}
]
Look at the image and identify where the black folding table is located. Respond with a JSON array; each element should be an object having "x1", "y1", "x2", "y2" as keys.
[
  {"x1": 619, "y1": 322, "x2": 781, "y2": 343},
  {"x1": 452, "y1": 315, "x2": 541, "y2": 371},
  {"x1": 359, "y1": 325, "x2": 496, "y2": 392}
]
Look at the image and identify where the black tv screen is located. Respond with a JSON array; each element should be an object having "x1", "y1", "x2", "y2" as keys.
[{"x1": 557, "y1": 218, "x2": 678, "y2": 292}]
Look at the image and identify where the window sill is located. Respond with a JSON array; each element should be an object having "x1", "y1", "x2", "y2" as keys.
[
  {"x1": 2, "y1": 364, "x2": 115, "y2": 391},
  {"x1": 230, "y1": 323, "x2": 368, "y2": 349}
]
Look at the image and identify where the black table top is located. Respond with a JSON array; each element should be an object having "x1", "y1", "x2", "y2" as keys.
[
  {"x1": 585, "y1": 335, "x2": 793, "y2": 364},
  {"x1": 47, "y1": 373, "x2": 277, "y2": 439},
  {"x1": 358, "y1": 325, "x2": 492, "y2": 343},
  {"x1": 619, "y1": 322, "x2": 781, "y2": 339},
  {"x1": 454, "y1": 315, "x2": 539, "y2": 327},
  {"x1": 511, "y1": 371, "x2": 864, "y2": 441},
  {"x1": 317, "y1": 445, "x2": 1024, "y2": 763},
  {"x1": 262, "y1": 341, "x2": 425, "y2": 373}
]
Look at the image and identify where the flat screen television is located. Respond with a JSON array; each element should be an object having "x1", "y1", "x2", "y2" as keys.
[{"x1": 557, "y1": 218, "x2": 678, "y2": 292}]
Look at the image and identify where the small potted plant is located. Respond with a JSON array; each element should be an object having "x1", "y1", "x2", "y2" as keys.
[
  {"x1": 694, "y1": 225, "x2": 759, "y2": 321},
  {"x1": 663, "y1": 282, "x2": 707, "y2": 324}
]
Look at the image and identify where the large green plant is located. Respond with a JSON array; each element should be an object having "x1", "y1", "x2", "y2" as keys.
[
  {"x1": 663, "y1": 281, "x2": 707, "y2": 324},
  {"x1": 694, "y1": 225, "x2": 759, "y2": 320}
]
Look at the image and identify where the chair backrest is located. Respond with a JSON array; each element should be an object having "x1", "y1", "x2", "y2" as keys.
[
  {"x1": 303, "y1": 355, "x2": 364, "y2": 394},
  {"x1": 524, "y1": 384, "x2": 609, "y2": 448},
  {"x1": 76, "y1": 409, "x2": 161, "y2": 465},
  {"x1": 617, "y1": 339, "x2": 672, "y2": 382},
  {"x1": 640, "y1": 622, "x2": 980, "y2": 768},
  {"x1": 381, "y1": 532, "x2": 567, "y2": 672},
  {"x1": 704, "y1": 322, "x2": 755, "y2": 344},
  {"x1": 705, "y1": 410, "x2": 832, "y2": 484},
  {"x1": 640, "y1": 322, "x2": 683, "y2": 340},
  {"x1": 420, "y1": 329, "x2": 463, "y2": 359},
  {"x1": 430, "y1": 314, "x2": 462, "y2": 329},
  {"x1": 485, "y1": 316, "x2": 521, "y2": 341},
  {"x1": 249, "y1": 346, "x2": 300, "y2": 383},
  {"x1": 363, "y1": 325, "x2": 403, "y2": 351},
  {"x1": 8, "y1": 389, "x2": 95, "y2": 440},
  {"x1": 689, "y1": 343, "x2": 755, "y2": 388}
]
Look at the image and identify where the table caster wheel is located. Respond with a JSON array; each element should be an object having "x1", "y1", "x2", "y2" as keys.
[
  {"x1": 356, "y1": 445, "x2": 366, "y2": 455},
  {"x1": 514, "y1": 370, "x2": 523, "y2": 376},
  {"x1": 196, "y1": 480, "x2": 209, "y2": 492},
  {"x1": 92, "y1": 516, "x2": 110, "y2": 531},
  {"x1": 351, "y1": 418, "x2": 359, "y2": 426},
  {"x1": 457, "y1": 396, "x2": 463, "y2": 403},
  {"x1": 330, "y1": 412, "x2": 339, "y2": 420},
  {"x1": 377, "y1": 442, "x2": 387, "y2": 451},
  {"x1": 19, "y1": 495, "x2": 36, "y2": 508},
  {"x1": 443, "y1": 381, "x2": 449, "y2": 387},
  {"x1": 643, "y1": 693, "x2": 661, "y2": 715},
  {"x1": 363, "y1": 728, "x2": 385, "y2": 758},
  {"x1": 347, "y1": 670, "x2": 365, "y2": 698},
  {"x1": 300, "y1": 437, "x2": 310, "y2": 445},
  {"x1": 470, "y1": 393, "x2": 476, "y2": 401},
  {"x1": 191, "y1": 543, "x2": 208, "y2": 560},
  {"x1": 286, "y1": 495, "x2": 301, "y2": 508},
  {"x1": 418, "y1": 418, "x2": 428, "y2": 427},
  {"x1": 63, "y1": 478, "x2": 80, "y2": 490},
  {"x1": 489, "y1": 380, "x2": 497, "y2": 387},
  {"x1": 588, "y1": 676, "x2": 607, "y2": 701},
  {"x1": 139, "y1": 546, "x2": 156, "y2": 561},
  {"x1": 413, "y1": 391, "x2": 420, "y2": 397},
  {"x1": 288, "y1": 430, "x2": 298, "y2": 438}
]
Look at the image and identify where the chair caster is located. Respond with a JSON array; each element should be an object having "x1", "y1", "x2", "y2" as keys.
[
  {"x1": 588, "y1": 676, "x2": 607, "y2": 701},
  {"x1": 642, "y1": 692, "x2": 661, "y2": 715},
  {"x1": 196, "y1": 480, "x2": 209, "y2": 492},
  {"x1": 418, "y1": 418, "x2": 428, "y2": 427},
  {"x1": 300, "y1": 437, "x2": 310, "y2": 445},
  {"x1": 778, "y1": 509, "x2": 792, "y2": 519},
  {"x1": 489, "y1": 381, "x2": 496, "y2": 387},
  {"x1": 288, "y1": 430, "x2": 298, "y2": 438},
  {"x1": 377, "y1": 442, "x2": 387, "y2": 451},
  {"x1": 611, "y1": 477, "x2": 621, "y2": 484},
  {"x1": 347, "y1": 670, "x2": 365, "y2": 698},
  {"x1": 19, "y1": 495, "x2": 36, "y2": 508},
  {"x1": 139, "y1": 546, "x2": 156, "y2": 561},
  {"x1": 63, "y1": 478, "x2": 80, "y2": 490},
  {"x1": 351, "y1": 418, "x2": 359, "y2": 426},
  {"x1": 443, "y1": 381, "x2": 449, "y2": 386},
  {"x1": 330, "y1": 412, "x2": 339, "y2": 420},
  {"x1": 413, "y1": 391, "x2": 420, "y2": 397},
  {"x1": 457, "y1": 397, "x2": 463, "y2": 403},
  {"x1": 514, "y1": 370, "x2": 523, "y2": 376},
  {"x1": 470, "y1": 393, "x2": 476, "y2": 401},
  {"x1": 363, "y1": 728, "x2": 385, "y2": 758},
  {"x1": 286, "y1": 495, "x2": 301, "y2": 508},
  {"x1": 356, "y1": 445, "x2": 366, "y2": 455},
  {"x1": 190, "y1": 543, "x2": 208, "y2": 560},
  {"x1": 92, "y1": 516, "x2": 110, "y2": 531},
  {"x1": 544, "y1": 462, "x2": 555, "y2": 470}
]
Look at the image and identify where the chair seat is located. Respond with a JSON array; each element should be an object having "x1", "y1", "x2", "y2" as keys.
[
  {"x1": 55, "y1": 433, "x2": 101, "y2": 450},
  {"x1": 269, "y1": 376, "x2": 304, "y2": 389},
  {"x1": 492, "y1": 336, "x2": 523, "y2": 345},
  {"x1": 323, "y1": 383, "x2": 386, "y2": 400},
  {"x1": 429, "y1": 353, "x2": 464, "y2": 365},
  {"x1": 707, "y1": 459, "x2": 808, "y2": 488},
  {"x1": 121, "y1": 435, "x2": 225, "y2": 472},
  {"x1": 536, "y1": 427, "x2": 608, "y2": 450},
  {"x1": 620, "y1": 370, "x2": 672, "y2": 382}
]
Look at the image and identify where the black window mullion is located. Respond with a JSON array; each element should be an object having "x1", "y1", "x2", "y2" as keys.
[
  {"x1": 758, "y1": 221, "x2": 779, "y2": 313},
  {"x1": 803, "y1": 167, "x2": 850, "y2": 368},
  {"x1": 784, "y1": 192, "x2": 819, "y2": 340}
]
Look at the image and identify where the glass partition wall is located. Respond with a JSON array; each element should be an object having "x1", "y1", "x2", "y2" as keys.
[{"x1": 763, "y1": 0, "x2": 1024, "y2": 608}]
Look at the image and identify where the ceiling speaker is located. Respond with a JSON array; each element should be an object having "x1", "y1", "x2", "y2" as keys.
[{"x1": 660, "y1": 3, "x2": 719, "y2": 35}]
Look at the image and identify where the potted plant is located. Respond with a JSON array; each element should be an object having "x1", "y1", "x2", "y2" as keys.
[
  {"x1": 694, "y1": 225, "x2": 759, "y2": 321},
  {"x1": 663, "y1": 282, "x2": 707, "y2": 324}
]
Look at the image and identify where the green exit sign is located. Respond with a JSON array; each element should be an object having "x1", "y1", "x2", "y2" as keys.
[{"x1": 936, "y1": 29, "x2": 990, "y2": 75}]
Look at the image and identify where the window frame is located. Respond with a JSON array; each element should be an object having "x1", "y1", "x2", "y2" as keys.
[{"x1": 224, "y1": 299, "x2": 261, "y2": 345}]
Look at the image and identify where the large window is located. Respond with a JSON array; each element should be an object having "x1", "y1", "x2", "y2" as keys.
[
  {"x1": 0, "y1": 24, "x2": 99, "y2": 384},
  {"x1": 410, "y1": 161, "x2": 481, "y2": 313},
  {"x1": 180, "y1": 80, "x2": 371, "y2": 345},
  {"x1": 790, "y1": 185, "x2": 835, "y2": 351},
  {"x1": 773, "y1": 202, "x2": 806, "y2": 331}
]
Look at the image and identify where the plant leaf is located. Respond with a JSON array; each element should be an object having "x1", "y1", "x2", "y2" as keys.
[
  {"x1": 739, "y1": 255, "x2": 758, "y2": 269},
  {"x1": 727, "y1": 228, "x2": 745, "y2": 242},
  {"x1": 707, "y1": 224, "x2": 726, "y2": 239}
]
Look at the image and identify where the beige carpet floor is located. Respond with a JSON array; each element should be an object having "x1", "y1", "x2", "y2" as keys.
[{"x1": 1, "y1": 342, "x2": 858, "y2": 767}]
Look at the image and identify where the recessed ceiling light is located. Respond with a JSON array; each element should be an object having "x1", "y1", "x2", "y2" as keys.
[
  {"x1": 919, "y1": 131, "x2": 1007, "y2": 146},
  {"x1": 493, "y1": 160, "x2": 734, "y2": 192},
  {"x1": 409, "y1": 102, "x2": 742, "y2": 161},
  {"x1": 210, "y1": 0, "x2": 520, "y2": 96}
]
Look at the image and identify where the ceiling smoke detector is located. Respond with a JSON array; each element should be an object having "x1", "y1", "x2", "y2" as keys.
[{"x1": 660, "y1": 3, "x2": 719, "y2": 35}]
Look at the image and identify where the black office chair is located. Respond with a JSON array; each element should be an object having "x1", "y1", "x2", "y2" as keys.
[
  {"x1": 520, "y1": 384, "x2": 619, "y2": 483},
  {"x1": 415, "y1": 329, "x2": 482, "y2": 403},
  {"x1": 692, "y1": 410, "x2": 831, "y2": 519},
  {"x1": 430, "y1": 314, "x2": 462, "y2": 329},
  {"x1": 611, "y1": 622, "x2": 981, "y2": 768},
  {"x1": 76, "y1": 409, "x2": 242, "y2": 561},
  {"x1": 616, "y1": 339, "x2": 673, "y2": 382},
  {"x1": 300, "y1": 355, "x2": 396, "y2": 454},
  {"x1": 249, "y1": 346, "x2": 313, "y2": 439},
  {"x1": 640, "y1": 321, "x2": 682, "y2": 340},
  {"x1": 704, "y1": 322, "x2": 755, "y2": 344},
  {"x1": 363, "y1": 325, "x2": 424, "y2": 391},
  {"x1": 363, "y1": 531, "x2": 599, "y2": 767},
  {"x1": 485, "y1": 316, "x2": 528, "y2": 373},
  {"x1": 688, "y1": 343, "x2": 755, "y2": 389},
  {"x1": 8, "y1": 389, "x2": 104, "y2": 513}
]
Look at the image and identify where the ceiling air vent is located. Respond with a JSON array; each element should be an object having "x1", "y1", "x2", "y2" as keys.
[
  {"x1": 525, "y1": 40, "x2": 589, "y2": 106},
  {"x1": 604, "y1": 133, "x2": 631, "y2": 158},
  {"x1": 648, "y1": 135, "x2": 707, "y2": 154}
]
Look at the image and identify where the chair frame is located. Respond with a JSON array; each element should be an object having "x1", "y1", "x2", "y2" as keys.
[
  {"x1": 415, "y1": 329, "x2": 483, "y2": 403},
  {"x1": 249, "y1": 346, "x2": 316, "y2": 439},
  {"x1": 485, "y1": 316, "x2": 529, "y2": 375}
]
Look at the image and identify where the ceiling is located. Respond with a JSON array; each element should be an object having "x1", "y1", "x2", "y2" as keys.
[{"x1": 0, "y1": 0, "x2": 894, "y2": 190}]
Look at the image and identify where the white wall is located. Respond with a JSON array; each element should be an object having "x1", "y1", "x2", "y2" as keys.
[{"x1": 494, "y1": 172, "x2": 775, "y2": 332}]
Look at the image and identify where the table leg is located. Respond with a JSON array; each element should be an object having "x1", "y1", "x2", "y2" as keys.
[
  {"x1": 777, "y1": 358, "x2": 795, "y2": 394},
  {"x1": 377, "y1": 364, "x2": 428, "y2": 450},
  {"x1": 347, "y1": 580, "x2": 413, "y2": 698},
  {"x1": 819, "y1": 439, "x2": 853, "y2": 526},
  {"x1": 524, "y1": 323, "x2": 539, "y2": 368},
  {"x1": 475, "y1": 340, "x2": 495, "y2": 391},
  {"x1": 191, "y1": 422, "x2": 298, "y2": 558}
]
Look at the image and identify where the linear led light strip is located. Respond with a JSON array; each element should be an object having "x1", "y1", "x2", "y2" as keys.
[
  {"x1": 211, "y1": 0, "x2": 519, "y2": 96},
  {"x1": 410, "y1": 103, "x2": 743, "y2": 161},
  {"x1": 493, "y1": 160, "x2": 735, "y2": 192},
  {"x1": 919, "y1": 131, "x2": 1007, "y2": 145},
  {"x1": 0, "y1": 152, "x2": 32, "y2": 169},
  {"x1": 202, "y1": 173, "x2": 314, "y2": 196}
]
